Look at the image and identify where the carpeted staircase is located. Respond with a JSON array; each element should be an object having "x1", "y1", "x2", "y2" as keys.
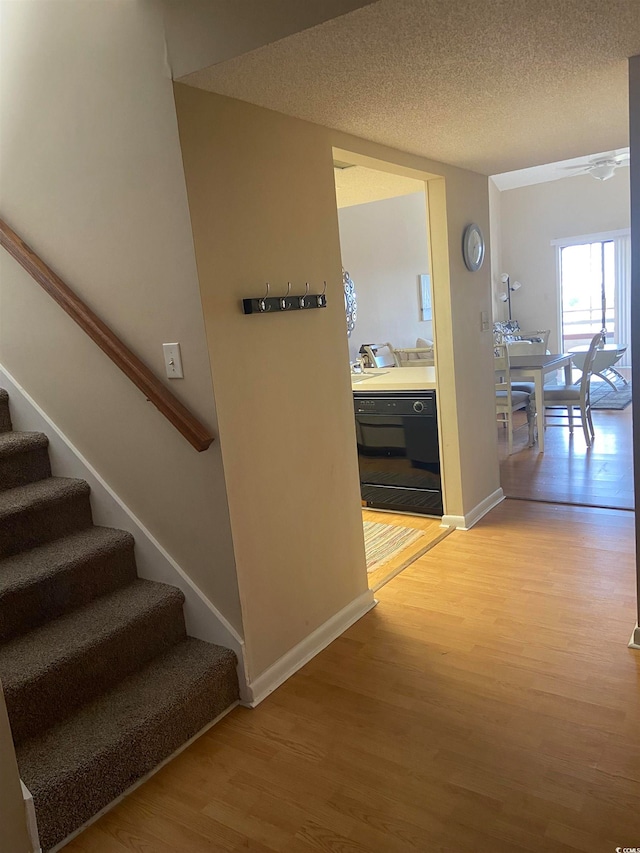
[{"x1": 0, "y1": 388, "x2": 239, "y2": 851}]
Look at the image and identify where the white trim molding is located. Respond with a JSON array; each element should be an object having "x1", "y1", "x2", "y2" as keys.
[
  {"x1": 629, "y1": 625, "x2": 640, "y2": 650},
  {"x1": 0, "y1": 365, "x2": 250, "y2": 700},
  {"x1": 20, "y1": 781, "x2": 41, "y2": 853},
  {"x1": 442, "y1": 487, "x2": 504, "y2": 531},
  {"x1": 246, "y1": 589, "x2": 376, "y2": 707},
  {"x1": 551, "y1": 228, "x2": 630, "y2": 247}
]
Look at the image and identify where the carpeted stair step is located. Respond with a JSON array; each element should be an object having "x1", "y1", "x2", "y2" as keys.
[
  {"x1": 0, "y1": 430, "x2": 51, "y2": 491},
  {"x1": 17, "y1": 637, "x2": 239, "y2": 851},
  {"x1": 0, "y1": 579, "x2": 187, "y2": 744},
  {"x1": 0, "y1": 389, "x2": 12, "y2": 432},
  {"x1": 0, "y1": 527, "x2": 137, "y2": 643},
  {"x1": 0, "y1": 476, "x2": 92, "y2": 557},
  {"x1": 0, "y1": 387, "x2": 240, "y2": 852}
]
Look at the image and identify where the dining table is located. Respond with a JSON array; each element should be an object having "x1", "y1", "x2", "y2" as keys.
[{"x1": 509, "y1": 353, "x2": 574, "y2": 453}]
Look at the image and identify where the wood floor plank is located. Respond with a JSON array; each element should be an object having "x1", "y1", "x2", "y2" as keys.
[
  {"x1": 499, "y1": 400, "x2": 634, "y2": 509},
  {"x1": 63, "y1": 499, "x2": 640, "y2": 853}
]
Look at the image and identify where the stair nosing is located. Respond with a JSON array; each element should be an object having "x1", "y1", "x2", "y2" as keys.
[
  {"x1": 0, "y1": 579, "x2": 186, "y2": 692},
  {"x1": 0, "y1": 526, "x2": 135, "y2": 594},
  {"x1": 17, "y1": 637, "x2": 238, "y2": 782},
  {"x1": 0, "y1": 477, "x2": 91, "y2": 519},
  {"x1": 0, "y1": 430, "x2": 49, "y2": 455}
]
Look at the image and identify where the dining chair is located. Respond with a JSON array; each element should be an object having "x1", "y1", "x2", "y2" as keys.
[
  {"x1": 499, "y1": 331, "x2": 551, "y2": 394},
  {"x1": 531, "y1": 332, "x2": 600, "y2": 447},
  {"x1": 505, "y1": 340, "x2": 533, "y2": 356},
  {"x1": 361, "y1": 343, "x2": 396, "y2": 368},
  {"x1": 495, "y1": 345, "x2": 534, "y2": 455}
]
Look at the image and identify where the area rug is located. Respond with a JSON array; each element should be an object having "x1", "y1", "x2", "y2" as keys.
[
  {"x1": 590, "y1": 379, "x2": 632, "y2": 410},
  {"x1": 363, "y1": 520, "x2": 424, "y2": 572}
]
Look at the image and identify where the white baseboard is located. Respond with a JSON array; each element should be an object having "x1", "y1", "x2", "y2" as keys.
[
  {"x1": 629, "y1": 624, "x2": 640, "y2": 649},
  {"x1": 442, "y1": 487, "x2": 504, "y2": 531},
  {"x1": 20, "y1": 781, "x2": 41, "y2": 853},
  {"x1": 0, "y1": 365, "x2": 249, "y2": 700},
  {"x1": 246, "y1": 589, "x2": 376, "y2": 707},
  {"x1": 441, "y1": 514, "x2": 466, "y2": 529}
]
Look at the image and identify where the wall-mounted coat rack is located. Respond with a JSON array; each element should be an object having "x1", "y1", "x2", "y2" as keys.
[{"x1": 242, "y1": 282, "x2": 327, "y2": 315}]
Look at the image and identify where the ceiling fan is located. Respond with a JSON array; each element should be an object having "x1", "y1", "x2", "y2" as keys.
[{"x1": 561, "y1": 151, "x2": 630, "y2": 181}]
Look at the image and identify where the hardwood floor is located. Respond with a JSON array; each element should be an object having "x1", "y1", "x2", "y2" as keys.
[
  {"x1": 499, "y1": 402, "x2": 634, "y2": 510},
  {"x1": 64, "y1": 499, "x2": 640, "y2": 853}
]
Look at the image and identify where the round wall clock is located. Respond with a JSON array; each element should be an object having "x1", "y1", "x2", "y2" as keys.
[{"x1": 462, "y1": 223, "x2": 485, "y2": 272}]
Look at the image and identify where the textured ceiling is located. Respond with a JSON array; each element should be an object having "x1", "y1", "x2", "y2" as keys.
[
  {"x1": 179, "y1": 0, "x2": 640, "y2": 175},
  {"x1": 334, "y1": 164, "x2": 425, "y2": 207}
]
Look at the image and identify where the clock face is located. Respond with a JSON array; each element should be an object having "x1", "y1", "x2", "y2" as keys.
[
  {"x1": 470, "y1": 232, "x2": 482, "y2": 262},
  {"x1": 463, "y1": 223, "x2": 485, "y2": 271}
]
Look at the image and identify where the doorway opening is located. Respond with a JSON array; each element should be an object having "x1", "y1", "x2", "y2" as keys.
[
  {"x1": 333, "y1": 160, "x2": 432, "y2": 367},
  {"x1": 489, "y1": 150, "x2": 633, "y2": 512},
  {"x1": 498, "y1": 228, "x2": 633, "y2": 511},
  {"x1": 331, "y1": 148, "x2": 456, "y2": 590}
]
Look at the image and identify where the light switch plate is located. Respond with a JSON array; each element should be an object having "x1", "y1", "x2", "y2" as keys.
[
  {"x1": 480, "y1": 310, "x2": 490, "y2": 332},
  {"x1": 163, "y1": 343, "x2": 183, "y2": 378}
]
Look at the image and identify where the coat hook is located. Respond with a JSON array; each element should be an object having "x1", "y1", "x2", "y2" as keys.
[
  {"x1": 280, "y1": 281, "x2": 291, "y2": 310},
  {"x1": 316, "y1": 280, "x2": 328, "y2": 307},
  {"x1": 259, "y1": 282, "x2": 270, "y2": 312},
  {"x1": 242, "y1": 280, "x2": 326, "y2": 314}
]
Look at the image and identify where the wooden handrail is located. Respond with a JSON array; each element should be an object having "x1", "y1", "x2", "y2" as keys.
[{"x1": 0, "y1": 219, "x2": 214, "y2": 451}]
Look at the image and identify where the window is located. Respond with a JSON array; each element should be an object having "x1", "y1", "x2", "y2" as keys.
[
  {"x1": 560, "y1": 240, "x2": 614, "y2": 342},
  {"x1": 555, "y1": 230, "x2": 631, "y2": 366}
]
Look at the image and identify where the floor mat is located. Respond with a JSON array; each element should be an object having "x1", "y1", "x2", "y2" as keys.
[
  {"x1": 363, "y1": 516, "x2": 455, "y2": 592},
  {"x1": 590, "y1": 379, "x2": 632, "y2": 410},
  {"x1": 364, "y1": 521, "x2": 425, "y2": 572}
]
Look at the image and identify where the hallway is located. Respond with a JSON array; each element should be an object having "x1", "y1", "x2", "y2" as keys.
[{"x1": 64, "y1": 499, "x2": 639, "y2": 853}]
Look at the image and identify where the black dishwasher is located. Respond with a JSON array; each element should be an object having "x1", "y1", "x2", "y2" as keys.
[{"x1": 354, "y1": 391, "x2": 442, "y2": 516}]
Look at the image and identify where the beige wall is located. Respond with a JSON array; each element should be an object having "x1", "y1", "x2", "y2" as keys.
[
  {"x1": 0, "y1": 684, "x2": 31, "y2": 853},
  {"x1": 499, "y1": 170, "x2": 630, "y2": 350},
  {"x1": 175, "y1": 85, "x2": 499, "y2": 677},
  {"x1": 423, "y1": 167, "x2": 500, "y2": 517},
  {"x1": 0, "y1": 0, "x2": 500, "y2": 687},
  {"x1": 175, "y1": 86, "x2": 369, "y2": 678},
  {"x1": 163, "y1": 0, "x2": 376, "y2": 79},
  {"x1": 0, "y1": 1, "x2": 242, "y2": 630},
  {"x1": 337, "y1": 192, "x2": 433, "y2": 363}
]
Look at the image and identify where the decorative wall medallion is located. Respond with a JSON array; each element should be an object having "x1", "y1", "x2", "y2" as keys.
[{"x1": 343, "y1": 269, "x2": 357, "y2": 337}]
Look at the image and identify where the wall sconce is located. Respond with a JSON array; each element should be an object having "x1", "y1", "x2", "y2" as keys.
[{"x1": 499, "y1": 273, "x2": 522, "y2": 321}]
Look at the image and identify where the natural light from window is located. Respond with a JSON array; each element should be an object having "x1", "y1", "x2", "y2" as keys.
[{"x1": 560, "y1": 240, "x2": 615, "y2": 347}]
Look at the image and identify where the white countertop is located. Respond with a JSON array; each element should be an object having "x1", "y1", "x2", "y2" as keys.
[{"x1": 351, "y1": 366, "x2": 437, "y2": 392}]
